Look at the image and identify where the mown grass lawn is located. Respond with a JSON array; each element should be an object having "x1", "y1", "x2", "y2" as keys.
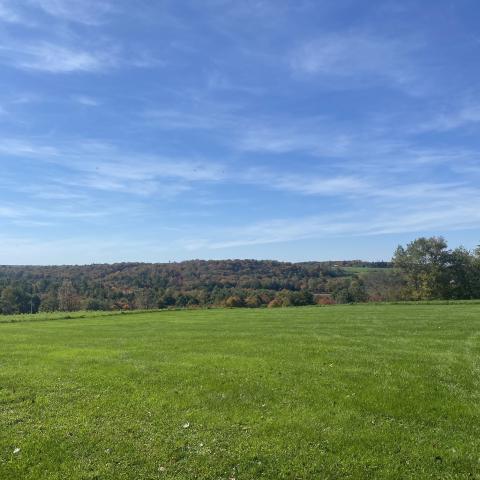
[{"x1": 1, "y1": 304, "x2": 480, "y2": 479}]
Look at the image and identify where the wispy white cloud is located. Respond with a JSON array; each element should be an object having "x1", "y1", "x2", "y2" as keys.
[
  {"x1": 144, "y1": 107, "x2": 356, "y2": 157},
  {"x1": 0, "y1": 41, "x2": 114, "y2": 73},
  {"x1": 2, "y1": 133, "x2": 479, "y2": 261},
  {"x1": 10, "y1": 92, "x2": 43, "y2": 104},
  {"x1": 290, "y1": 31, "x2": 423, "y2": 93},
  {"x1": 3, "y1": 134, "x2": 476, "y2": 205},
  {"x1": 0, "y1": 205, "x2": 24, "y2": 218},
  {"x1": 0, "y1": 233, "x2": 177, "y2": 264},
  {"x1": 144, "y1": 109, "x2": 233, "y2": 131},
  {"x1": 238, "y1": 123, "x2": 353, "y2": 157},
  {"x1": 0, "y1": 202, "x2": 107, "y2": 223},
  {"x1": 239, "y1": 165, "x2": 477, "y2": 205},
  {"x1": 13, "y1": 183, "x2": 88, "y2": 201},
  {"x1": 186, "y1": 197, "x2": 480, "y2": 250},
  {"x1": 0, "y1": 135, "x2": 367, "y2": 199},
  {"x1": 72, "y1": 94, "x2": 100, "y2": 106},
  {"x1": 241, "y1": 168, "x2": 369, "y2": 196},
  {"x1": 0, "y1": 138, "x2": 59, "y2": 157},
  {"x1": 144, "y1": 97, "x2": 453, "y2": 165},
  {"x1": 28, "y1": 0, "x2": 116, "y2": 25},
  {"x1": 206, "y1": 71, "x2": 265, "y2": 95},
  {"x1": 419, "y1": 104, "x2": 480, "y2": 132},
  {"x1": 0, "y1": 1, "x2": 151, "y2": 74},
  {"x1": 0, "y1": 35, "x2": 163, "y2": 74},
  {"x1": 64, "y1": 141, "x2": 227, "y2": 186},
  {"x1": 1, "y1": 137, "x2": 226, "y2": 197},
  {"x1": 0, "y1": 0, "x2": 21, "y2": 23}
]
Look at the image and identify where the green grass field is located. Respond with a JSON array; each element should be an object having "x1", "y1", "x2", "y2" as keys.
[
  {"x1": 340, "y1": 266, "x2": 395, "y2": 275},
  {"x1": 1, "y1": 304, "x2": 480, "y2": 479}
]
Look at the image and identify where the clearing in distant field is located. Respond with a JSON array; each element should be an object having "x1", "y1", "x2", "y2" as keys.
[{"x1": 1, "y1": 304, "x2": 480, "y2": 479}]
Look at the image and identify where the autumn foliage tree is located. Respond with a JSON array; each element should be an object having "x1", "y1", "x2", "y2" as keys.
[{"x1": 58, "y1": 279, "x2": 80, "y2": 312}]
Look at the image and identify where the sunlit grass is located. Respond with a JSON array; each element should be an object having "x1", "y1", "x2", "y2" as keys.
[{"x1": 1, "y1": 304, "x2": 480, "y2": 479}]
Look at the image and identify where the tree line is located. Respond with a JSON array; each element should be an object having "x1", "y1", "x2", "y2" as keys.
[
  {"x1": 0, "y1": 259, "x2": 384, "y2": 314},
  {"x1": 393, "y1": 237, "x2": 480, "y2": 300},
  {"x1": 0, "y1": 238, "x2": 478, "y2": 314}
]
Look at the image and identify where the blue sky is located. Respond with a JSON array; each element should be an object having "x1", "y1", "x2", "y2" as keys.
[{"x1": 1, "y1": 0, "x2": 480, "y2": 264}]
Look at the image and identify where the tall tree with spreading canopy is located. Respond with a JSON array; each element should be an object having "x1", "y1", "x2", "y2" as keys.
[{"x1": 393, "y1": 237, "x2": 451, "y2": 300}]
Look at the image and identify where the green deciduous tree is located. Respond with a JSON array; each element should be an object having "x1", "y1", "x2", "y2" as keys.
[
  {"x1": 393, "y1": 237, "x2": 451, "y2": 300},
  {"x1": 328, "y1": 278, "x2": 368, "y2": 304},
  {"x1": 0, "y1": 285, "x2": 32, "y2": 314},
  {"x1": 394, "y1": 237, "x2": 480, "y2": 300}
]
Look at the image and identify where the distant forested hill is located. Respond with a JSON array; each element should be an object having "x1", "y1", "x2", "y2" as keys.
[
  {"x1": 1, "y1": 236, "x2": 478, "y2": 315},
  {"x1": 0, "y1": 260, "x2": 393, "y2": 313}
]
